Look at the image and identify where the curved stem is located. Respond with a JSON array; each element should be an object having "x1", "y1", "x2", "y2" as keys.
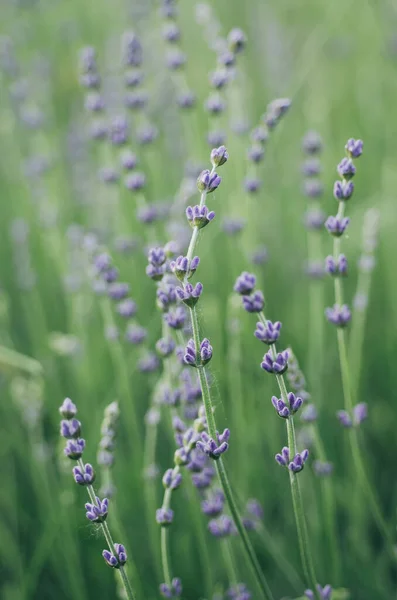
[{"x1": 159, "y1": 473, "x2": 179, "y2": 587}]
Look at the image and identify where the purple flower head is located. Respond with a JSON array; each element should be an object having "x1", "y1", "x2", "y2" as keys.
[
  {"x1": 201, "y1": 489, "x2": 225, "y2": 517},
  {"x1": 84, "y1": 92, "x2": 105, "y2": 112},
  {"x1": 59, "y1": 397, "x2": 77, "y2": 419},
  {"x1": 137, "y1": 124, "x2": 158, "y2": 145},
  {"x1": 313, "y1": 461, "x2": 334, "y2": 477},
  {"x1": 137, "y1": 204, "x2": 158, "y2": 224},
  {"x1": 172, "y1": 416, "x2": 187, "y2": 433},
  {"x1": 218, "y1": 49, "x2": 235, "y2": 67},
  {"x1": 120, "y1": 151, "x2": 138, "y2": 171},
  {"x1": 146, "y1": 247, "x2": 166, "y2": 281},
  {"x1": 353, "y1": 402, "x2": 368, "y2": 426},
  {"x1": 116, "y1": 299, "x2": 137, "y2": 318},
  {"x1": 325, "y1": 215, "x2": 350, "y2": 237},
  {"x1": 325, "y1": 304, "x2": 351, "y2": 327},
  {"x1": 210, "y1": 69, "x2": 229, "y2": 89},
  {"x1": 124, "y1": 69, "x2": 144, "y2": 87},
  {"x1": 72, "y1": 462, "x2": 95, "y2": 485},
  {"x1": 160, "y1": 578, "x2": 182, "y2": 598},
  {"x1": 242, "y1": 290, "x2": 264, "y2": 313},
  {"x1": 196, "y1": 429, "x2": 229, "y2": 460},
  {"x1": 244, "y1": 177, "x2": 262, "y2": 194},
  {"x1": 210, "y1": 145, "x2": 229, "y2": 167},
  {"x1": 94, "y1": 253, "x2": 112, "y2": 274},
  {"x1": 102, "y1": 543, "x2": 127, "y2": 569},
  {"x1": 234, "y1": 271, "x2": 256, "y2": 295},
  {"x1": 337, "y1": 157, "x2": 356, "y2": 180},
  {"x1": 60, "y1": 418, "x2": 81, "y2": 439},
  {"x1": 122, "y1": 31, "x2": 142, "y2": 67},
  {"x1": 304, "y1": 584, "x2": 332, "y2": 600},
  {"x1": 345, "y1": 138, "x2": 363, "y2": 158},
  {"x1": 337, "y1": 410, "x2": 353, "y2": 428},
  {"x1": 227, "y1": 28, "x2": 247, "y2": 53},
  {"x1": 102, "y1": 267, "x2": 119, "y2": 283},
  {"x1": 186, "y1": 205, "x2": 215, "y2": 230},
  {"x1": 192, "y1": 466, "x2": 215, "y2": 489},
  {"x1": 333, "y1": 179, "x2": 354, "y2": 200},
  {"x1": 165, "y1": 306, "x2": 187, "y2": 330},
  {"x1": 271, "y1": 392, "x2": 303, "y2": 419},
  {"x1": 99, "y1": 167, "x2": 119, "y2": 184},
  {"x1": 301, "y1": 158, "x2": 321, "y2": 177},
  {"x1": 170, "y1": 255, "x2": 200, "y2": 281},
  {"x1": 183, "y1": 338, "x2": 213, "y2": 367},
  {"x1": 155, "y1": 337, "x2": 176, "y2": 358},
  {"x1": 138, "y1": 353, "x2": 160, "y2": 373},
  {"x1": 325, "y1": 254, "x2": 348, "y2": 276},
  {"x1": 304, "y1": 208, "x2": 326, "y2": 230},
  {"x1": 254, "y1": 320, "x2": 281, "y2": 345},
  {"x1": 108, "y1": 282, "x2": 130, "y2": 300},
  {"x1": 208, "y1": 515, "x2": 235, "y2": 538},
  {"x1": 166, "y1": 49, "x2": 186, "y2": 70},
  {"x1": 176, "y1": 282, "x2": 203, "y2": 308},
  {"x1": 125, "y1": 324, "x2": 147, "y2": 345},
  {"x1": 85, "y1": 496, "x2": 108, "y2": 522},
  {"x1": 162, "y1": 468, "x2": 182, "y2": 490},
  {"x1": 261, "y1": 349, "x2": 289, "y2": 375},
  {"x1": 303, "y1": 179, "x2": 323, "y2": 198},
  {"x1": 250, "y1": 126, "x2": 268, "y2": 144},
  {"x1": 156, "y1": 284, "x2": 177, "y2": 312},
  {"x1": 302, "y1": 131, "x2": 322, "y2": 154},
  {"x1": 64, "y1": 438, "x2": 86, "y2": 460},
  {"x1": 125, "y1": 172, "x2": 146, "y2": 191},
  {"x1": 197, "y1": 169, "x2": 221, "y2": 194},
  {"x1": 276, "y1": 447, "x2": 309, "y2": 473},
  {"x1": 102, "y1": 549, "x2": 118, "y2": 568},
  {"x1": 205, "y1": 94, "x2": 226, "y2": 115},
  {"x1": 109, "y1": 116, "x2": 128, "y2": 146},
  {"x1": 265, "y1": 97, "x2": 291, "y2": 126},
  {"x1": 176, "y1": 91, "x2": 196, "y2": 109},
  {"x1": 162, "y1": 21, "x2": 180, "y2": 43},
  {"x1": 301, "y1": 404, "x2": 318, "y2": 423},
  {"x1": 114, "y1": 543, "x2": 127, "y2": 565},
  {"x1": 156, "y1": 507, "x2": 174, "y2": 526},
  {"x1": 247, "y1": 144, "x2": 265, "y2": 163},
  {"x1": 79, "y1": 46, "x2": 97, "y2": 73}
]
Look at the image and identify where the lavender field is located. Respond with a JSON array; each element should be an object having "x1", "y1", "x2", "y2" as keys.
[{"x1": 1, "y1": 1, "x2": 396, "y2": 599}]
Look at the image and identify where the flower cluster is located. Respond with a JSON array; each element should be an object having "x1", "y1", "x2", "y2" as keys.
[
  {"x1": 275, "y1": 446, "x2": 309, "y2": 473},
  {"x1": 196, "y1": 429, "x2": 230, "y2": 460},
  {"x1": 183, "y1": 337, "x2": 213, "y2": 367},
  {"x1": 337, "y1": 402, "x2": 368, "y2": 428},
  {"x1": 159, "y1": 577, "x2": 182, "y2": 598},
  {"x1": 304, "y1": 584, "x2": 332, "y2": 599},
  {"x1": 234, "y1": 271, "x2": 264, "y2": 313}
]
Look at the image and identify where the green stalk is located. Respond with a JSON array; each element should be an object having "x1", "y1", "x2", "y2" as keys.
[{"x1": 159, "y1": 476, "x2": 179, "y2": 587}]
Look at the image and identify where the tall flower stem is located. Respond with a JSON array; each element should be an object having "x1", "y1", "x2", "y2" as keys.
[
  {"x1": 159, "y1": 472, "x2": 179, "y2": 587},
  {"x1": 190, "y1": 305, "x2": 274, "y2": 600},
  {"x1": 77, "y1": 459, "x2": 136, "y2": 600}
]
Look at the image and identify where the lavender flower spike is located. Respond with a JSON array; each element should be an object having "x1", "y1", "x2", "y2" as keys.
[
  {"x1": 196, "y1": 430, "x2": 230, "y2": 460},
  {"x1": 234, "y1": 271, "x2": 256, "y2": 295},
  {"x1": 197, "y1": 169, "x2": 221, "y2": 193},
  {"x1": 254, "y1": 320, "x2": 281, "y2": 344},
  {"x1": 261, "y1": 349, "x2": 289, "y2": 374}
]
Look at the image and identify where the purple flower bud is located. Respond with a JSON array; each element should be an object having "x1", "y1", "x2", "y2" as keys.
[
  {"x1": 94, "y1": 253, "x2": 112, "y2": 273},
  {"x1": 114, "y1": 543, "x2": 127, "y2": 565},
  {"x1": 108, "y1": 116, "x2": 129, "y2": 146},
  {"x1": 59, "y1": 397, "x2": 77, "y2": 419},
  {"x1": 244, "y1": 177, "x2": 262, "y2": 194},
  {"x1": 302, "y1": 131, "x2": 322, "y2": 154},
  {"x1": 72, "y1": 462, "x2": 95, "y2": 485},
  {"x1": 301, "y1": 404, "x2": 318, "y2": 423},
  {"x1": 303, "y1": 179, "x2": 323, "y2": 198},
  {"x1": 275, "y1": 446, "x2": 290, "y2": 466},
  {"x1": 60, "y1": 419, "x2": 81, "y2": 439},
  {"x1": 234, "y1": 271, "x2": 256, "y2": 295},
  {"x1": 242, "y1": 291, "x2": 264, "y2": 313},
  {"x1": 64, "y1": 438, "x2": 86, "y2": 460},
  {"x1": 254, "y1": 320, "x2": 281, "y2": 344},
  {"x1": 197, "y1": 169, "x2": 222, "y2": 193},
  {"x1": 156, "y1": 285, "x2": 177, "y2": 311},
  {"x1": 162, "y1": 22, "x2": 180, "y2": 43},
  {"x1": 288, "y1": 449, "x2": 309, "y2": 473},
  {"x1": 207, "y1": 130, "x2": 227, "y2": 147},
  {"x1": 325, "y1": 254, "x2": 348, "y2": 276},
  {"x1": 333, "y1": 179, "x2": 354, "y2": 200},
  {"x1": 186, "y1": 205, "x2": 215, "y2": 229},
  {"x1": 165, "y1": 306, "x2": 187, "y2": 330},
  {"x1": 301, "y1": 158, "x2": 321, "y2": 177},
  {"x1": 210, "y1": 145, "x2": 229, "y2": 167},
  {"x1": 122, "y1": 31, "x2": 142, "y2": 67},
  {"x1": 192, "y1": 467, "x2": 215, "y2": 489},
  {"x1": 162, "y1": 468, "x2": 182, "y2": 490},
  {"x1": 337, "y1": 157, "x2": 356, "y2": 180},
  {"x1": 345, "y1": 138, "x2": 363, "y2": 158},
  {"x1": 85, "y1": 496, "x2": 108, "y2": 522},
  {"x1": 325, "y1": 304, "x2": 351, "y2": 327},
  {"x1": 353, "y1": 402, "x2": 368, "y2": 426},
  {"x1": 246, "y1": 499, "x2": 263, "y2": 520},
  {"x1": 247, "y1": 145, "x2": 265, "y2": 163},
  {"x1": 261, "y1": 349, "x2": 289, "y2": 375},
  {"x1": 201, "y1": 489, "x2": 225, "y2": 517},
  {"x1": 99, "y1": 167, "x2": 119, "y2": 184},
  {"x1": 218, "y1": 50, "x2": 235, "y2": 67},
  {"x1": 176, "y1": 91, "x2": 196, "y2": 109},
  {"x1": 305, "y1": 584, "x2": 332, "y2": 600},
  {"x1": 337, "y1": 410, "x2": 353, "y2": 428},
  {"x1": 124, "y1": 69, "x2": 144, "y2": 87},
  {"x1": 102, "y1": 267, "x2": 119, "y2": 283},
  {"x1": 137, "y1": 124, "x2": 158, "y2": 145},
  {"x1": 313, "y1": 461, "x2": 334, "y2": 477},
  {"x1": 265, "y1": 98, "x2": 291, "y2": 126},
  {"x1": 138, "y1": 353, "x2": 160, "y2": 373},
  {"x1": 208, "y1": 515, "x2": 235, "y2": 537},
  {"x1": 196, "y1": 430, "x2": 229, "y2": 460},
  {"x1": 205, "y1": 94, "x2": 226, "y2": 115},
  {"x1": 108, "y1": 282, "x2": 130, "y2": 301},
  {"x1": 102, "y1": 549, "x2": 118, "y2": 568},
  {"x1": 166, "y1": 49, "x2": 186, "y2": 70},
  {"x1": 156, "y1": 337, "x2": 176, "y2": 358},
  {"x1": 176, "y1": 282, "x2": 203, "y2": 308},
  {"x1": 125, "y1": 324, "x2": 147, "y2": 345},
  {"x1": 125, "y1": 172, "x2": 146, "y2": 191},
  {"x1": 116, "y1": 299, "x2": 137, "y2": 318},
  {"x1": 170, "y1": 255, "x2": 200, "y2": 281},
  {"x1": 124, "y1": 90, "x2": 149, "y2": 110},
  {"x1": 227, "y1": 28, "x2": 247, "y2": 53},
  {"x1": 156, "y1": 507, "x2": 174, "y2": 526},
  {"x1": 250, "y1": 126, "x2": 268, "y2": 144},
  {"x1": 210, "y1": 69, "x2": 229, "y2": 89},
  {"x1": 304, "y1": 208, "x2": 326, "y2": 230},
  {"x1": 84, "y1": 92, "x2": 105, "y2": 112},
  {"x1": 325, "y1": 215, "x2": 350, "y2": 236}
]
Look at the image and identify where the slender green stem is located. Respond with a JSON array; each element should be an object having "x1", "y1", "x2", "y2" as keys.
[
  {"x1": 221, "y1": 539, "x2": 238, "y2": 586},
  {"x1": 159, "y1": 476, "x2": 178, "y2": 586},
  {"x1": 77, "y1": 460, "x2": 136, "y2": 600},
  {"x1": 190, "y1": 305, "x2": 274, "y2": 600}
]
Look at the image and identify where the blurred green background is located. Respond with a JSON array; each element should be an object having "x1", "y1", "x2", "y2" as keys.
[{"x1": 1, "y1": 0, "x2": 397, "y2": 599}]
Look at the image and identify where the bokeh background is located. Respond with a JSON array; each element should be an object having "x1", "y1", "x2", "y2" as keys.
[{"x1": 1, "y1": 1, "x2": 397, "y2": 599}]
